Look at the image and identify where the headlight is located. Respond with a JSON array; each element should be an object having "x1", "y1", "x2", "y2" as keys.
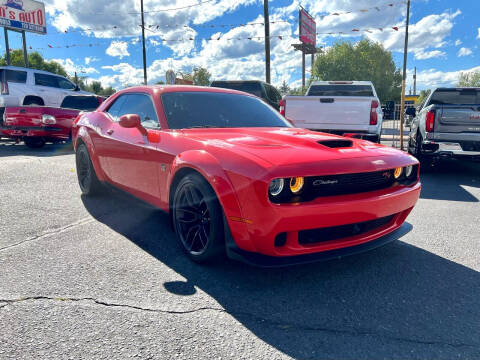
[
  {"x1": 394, "y1": 167, "x2": 403, "y2": 179},
  {"x1": 405, "y1": 165, "x2": 414, "y2": 178},
  {"x1": 289, "y1": 177, "x2": 304, "y2": 194},
  {"x1": 269, "y1": 178, "x2": 284, "y2": 196}
]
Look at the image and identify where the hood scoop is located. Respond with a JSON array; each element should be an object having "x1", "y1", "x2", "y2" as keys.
[{"x1": 317, "y1": 139, "x2": 353, "y2": 148}]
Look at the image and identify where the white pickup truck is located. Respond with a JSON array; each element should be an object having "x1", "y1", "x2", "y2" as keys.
[{"x1": 280, "y1": 81, "x2": 383, "y2": 143}]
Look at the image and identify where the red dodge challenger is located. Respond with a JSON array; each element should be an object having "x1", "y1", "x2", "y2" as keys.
[{"x1": 73, "y1": 85, "x2": 421, "y2": 266}]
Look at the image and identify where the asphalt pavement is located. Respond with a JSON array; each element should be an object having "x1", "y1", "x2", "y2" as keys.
[{"x1": 1, "y1": 140, "x2": 479, "y2": 360}]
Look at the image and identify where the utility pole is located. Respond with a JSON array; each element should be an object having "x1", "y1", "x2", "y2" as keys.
[
  {"x1": 140, "y1": 0, "x2": 147, "y2": 85},
  {"x1": 399, "y1": 0, "x2": 410, "y2": 151},
  {"x1": 413, "y1": 66, "x2": 417, "y2": 95},
  {"x1": 264, "y1": 0, "x2": 270, "y2": 84}
]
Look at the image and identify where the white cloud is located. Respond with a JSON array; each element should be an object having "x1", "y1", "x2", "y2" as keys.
[
  {"x1": 51, "y1": 58, "x2": 98, "y2": 75},
  {"x1": 84, "y1": 56, "x2": 99, "y2": 65},
  {"x1": 406, "y1": 66, "x2": 480, "y2": 90},
  {"x1": 366, "y1": 10, "x2": 461, "y2": 59},
  {"x1": 477, "y1": 27, "x2": 480, "y2": 39},
  {"x1": 458, "y1": 47, "x2": 473, "y2": 57},
  {"x1": 414, "y1": 50, "x2": 446, "y2": 60},
  {"x1": 455, "y1": 39, "x2": 462, "y2": 46},
  {"x1": 106, "y1": 41, "x2": 130, "y2": 59}
]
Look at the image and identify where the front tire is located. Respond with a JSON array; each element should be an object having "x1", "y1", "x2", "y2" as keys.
[
  {"x1": 75, "y1": 143, "x2": 103, "y2": 196},
  {"x1": 172, "y1": 173, "x2": 225, "y2": 263}
]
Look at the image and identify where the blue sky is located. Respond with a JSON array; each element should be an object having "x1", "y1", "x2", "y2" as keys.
[{"x1": 2, "y1": 0, "x2": 479, "y2": 92}]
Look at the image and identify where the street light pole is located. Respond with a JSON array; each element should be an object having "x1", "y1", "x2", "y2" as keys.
[
  {"x1": 140, "y1": 0, "x2": 147, "y2": 85},
  {"x1": 399, "y1": 0, "x2": 411, "y2": 151},
  {"x1": 264, "y1": 0, "x2": 271, "y2": 84}
]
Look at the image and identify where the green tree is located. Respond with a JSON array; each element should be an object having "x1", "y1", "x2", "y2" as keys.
[
  {"x1": 155, "y1": 80, "x2": 165, "y2": 85},
  {"x1": 0, "y1": 50, "x2": 67, "y2": 77},
  {"x1": 279, "y1": 80, "x2": 291, "y2": 95},
  {"x1": 415, "y1": 89, "x2": 431, "y2": 107},
  {"x1": 312, "y1": 39, "x2": 402, "y2": 102},
  {"x1": 458, "y1": 70, "x2": 480, "y2": 87},
  {"x1": 192, "y1": 67, "x2": 211, "y2": 86}
]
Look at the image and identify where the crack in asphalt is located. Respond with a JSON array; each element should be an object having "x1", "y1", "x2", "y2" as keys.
[
  {"x1": 0, "y1": 217, "x2": 94, "y2": 253},
  {"x1": 0, "y1": 296, "x2": 476, "y2": 349}
]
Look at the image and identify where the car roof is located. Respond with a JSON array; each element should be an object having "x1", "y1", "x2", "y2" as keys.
[
  {"x1": 210, "y1": 80, "x2": 265, "y2": 84},
  {"x1": 310, "y1": 81, "x2": 374, "y2": 86},
  {"x1": 123, "y1": 85, "x2": 256, "y2": 97},
  {"x1": 0, "y1": 65, "x2": 68, "y2": 77}
]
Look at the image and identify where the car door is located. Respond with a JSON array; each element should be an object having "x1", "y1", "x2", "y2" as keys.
[{"x1": 104, "y1": 92, "x2": 163, "y2": 201}]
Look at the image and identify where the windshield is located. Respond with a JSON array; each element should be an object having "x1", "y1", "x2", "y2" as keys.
[
  {"x1": 430, "y1": 89, "x2": 480, "y2": 105},
  {"x1": 308, "y1": 85, "x2": 374, "y2": 97},
  {"x1": 161, "y1": 92, "x2": 291, "y2": 129},
  {"x1": 60, "y1": 96, "x2": 99, "y2": 111},
  {"x1": 211, "y1": 82, "x2": 263, "y2": 97}
]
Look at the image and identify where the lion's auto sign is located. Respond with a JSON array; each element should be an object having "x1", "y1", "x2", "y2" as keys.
[{"x1": 0, "y1": 0, "x2": 46, "y2": 34}]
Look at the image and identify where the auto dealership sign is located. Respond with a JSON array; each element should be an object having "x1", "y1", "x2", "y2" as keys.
[
  {"x1": 0, "y1": 0, "x2": 46, "y2": 34},
  {"x1": 299, "y1": 8, "x2": 316, "y2": 47}
]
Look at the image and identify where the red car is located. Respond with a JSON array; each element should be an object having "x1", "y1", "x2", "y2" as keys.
[
  {"x1": 73, "y1": 86, "x2": 421, "y2": 266},
  {"x1": 1, "y1": 95, "x2": 103, "y2": 148}
]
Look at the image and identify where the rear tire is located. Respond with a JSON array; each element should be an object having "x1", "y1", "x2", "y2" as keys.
[
  {"x1": 24, "y1": 137, "x2": 45, "y2": 148},
  {"x1": 172, "y1": 173, "x2": 225, "y2": 263},
  {"x1": 75, "y1": 143, "x2": 103, "y2": 196}
]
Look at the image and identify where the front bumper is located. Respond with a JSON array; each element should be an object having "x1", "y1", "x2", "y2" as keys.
[{"x1": 226, "y1": 181, "x2": 421, "y2": 261}]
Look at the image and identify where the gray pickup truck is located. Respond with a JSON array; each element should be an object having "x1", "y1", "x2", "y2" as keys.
[{"x1": 407, "y1": 87, "x2": 480, "y2": 161}]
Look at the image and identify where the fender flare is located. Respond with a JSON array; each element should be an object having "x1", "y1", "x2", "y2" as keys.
[
  {"x1": 168, "y1": 150, "x2": 257, "y2": 252},
  {"x1": 76, "y1": 126, "x2": 108, "y2": 182},
  {"x1": 168, "y1": 150, "x2": 243, "y2": 219}
]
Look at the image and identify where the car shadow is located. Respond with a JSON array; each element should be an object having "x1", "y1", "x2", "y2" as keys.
[
  {"x1": 0, "y1": 139, "x2": 74, "y2": 157},
  {"x1": 419, "y1": 159, "x2": 480, "y2": 202},
  {"x1": 82, "y1": 193, "x2": 480, "y2": 359}
]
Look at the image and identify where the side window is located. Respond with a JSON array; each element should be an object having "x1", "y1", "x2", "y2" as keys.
[
  {"x1": 106, "y1": 95, "x2": 128, "y2": 121},
  {"x1": 35, "y1": 73, "x2": 59, "y2": 88},
  {"x1": 264, "y1": 84, "x2": 280, "y2": 103},
  {"x1": 57, "y1": 77, "x2": 76, "y2": 90},
  {"x1": 120, "y1": 94, "x2": 160, "y2": 128},
  {"x1": 6, "y1": 70, "x2": 27, "y2": 83}
]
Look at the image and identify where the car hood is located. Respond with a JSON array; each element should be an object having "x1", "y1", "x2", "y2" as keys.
[{"x1": 180, "y1": 127, "x2": 415, "y2": 172}]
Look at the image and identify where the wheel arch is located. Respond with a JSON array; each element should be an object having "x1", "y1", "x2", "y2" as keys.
[
  {"x1": 22, "y1": 95, "x2": 45, "y2": 106},
  {"x1": 168, "y1": 152, "x2": 255, "y2": 252},
  {"x1": 168, "y1": 151, "x2": 243, "y2": 220},
  {"x1": 75, "y1": 127, "x2": 107, "y2": 182}
]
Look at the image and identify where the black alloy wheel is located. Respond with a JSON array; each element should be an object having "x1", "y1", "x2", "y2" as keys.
[
  {"x1": 75, "y1": 143, "x2": 102, "y2": 196},
  {"x1": 173, "y1": 173, "x2": 224, "y2": 262}
]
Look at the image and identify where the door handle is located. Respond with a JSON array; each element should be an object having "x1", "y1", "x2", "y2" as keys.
[{"x1": 106, "y1": 129, "x2": 114, "y2": 135}]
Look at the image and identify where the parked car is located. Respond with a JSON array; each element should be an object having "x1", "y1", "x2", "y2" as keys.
[
  {"x1": 280, "y1": 81, "x2": 383, "y2": 142},
  {"x1": 1, "y1": 95, "x2": 103, "y2": 148},
  {"x1": 210, "y1": 80, "x2": 282, "y2": 110},
  {"x1": 0, "y1": 66, "x2": 93, "y2": 112},
  {"x1": 407, "y1": 87, "x2": 480, "y2": 161},
  {"x1": 73, "y1": 85, "x2": 420, "y2": 266}
]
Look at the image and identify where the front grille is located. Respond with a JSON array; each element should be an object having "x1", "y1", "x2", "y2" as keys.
[
  {"x1": 310, "y1": 169, "x2": 396, "y2": 198},
  {"x1": 460, "y1": 141, "x2": 480, "y2": 152},
  {"x1": 298, "y1": 215, "x2": 395, "y2": 245}
]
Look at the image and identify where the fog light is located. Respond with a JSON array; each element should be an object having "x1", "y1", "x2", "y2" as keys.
[
  {"x1": 405, "y1": 165, "x2": 413, "y2": 178},
  {"x1": 269, "y1": 178, "x2": 284, "y2": 196},
  {"x1": 394, "y1": 167, "x2": 403, "y2": 179},
  {"x1": 289, "y1": 177, "x2": 304, "y2": 194}
]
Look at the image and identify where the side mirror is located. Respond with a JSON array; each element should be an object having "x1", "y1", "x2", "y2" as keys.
[
  {"x1": 405, "y1": 107, "x2": 416, "y2": 117},
  {"x1": 119, "y1": 114, "x2": 147, "y2": 135}
]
